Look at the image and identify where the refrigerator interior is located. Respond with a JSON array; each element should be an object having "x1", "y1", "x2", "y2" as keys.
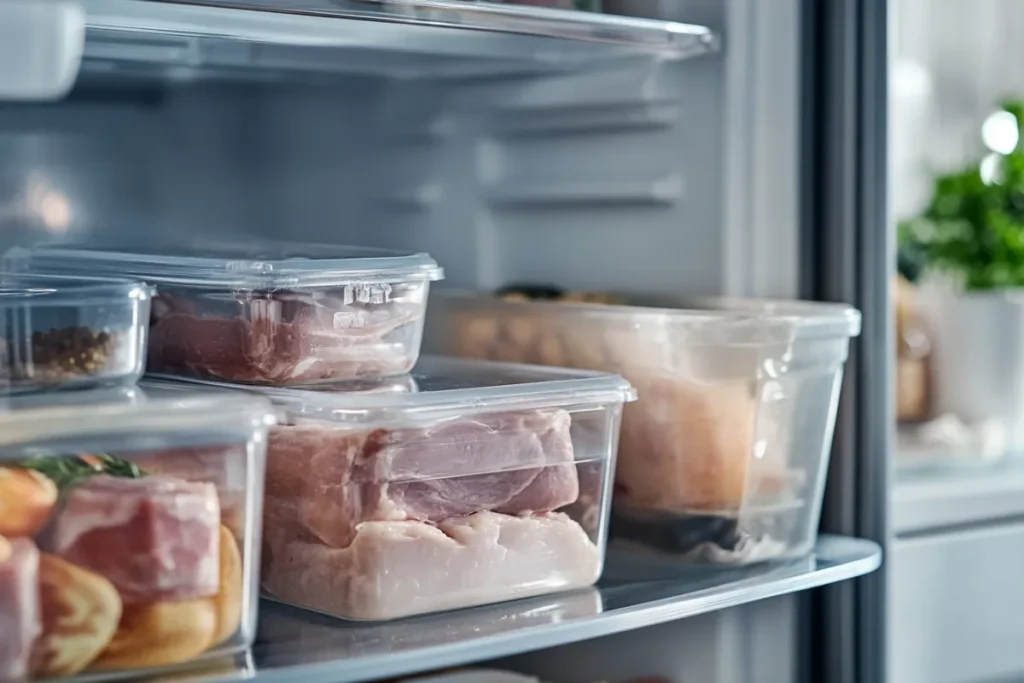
[
  {"x1": 890, "y1": 1, "x2": 1024, "y2": 682},
  {"x1": 0, "y1": 1, "x2": 883, "y2": 682}
]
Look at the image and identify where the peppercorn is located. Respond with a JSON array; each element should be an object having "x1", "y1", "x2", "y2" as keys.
[{"x1": 12, "y1": 326, "x2": 116, "y2": 383}]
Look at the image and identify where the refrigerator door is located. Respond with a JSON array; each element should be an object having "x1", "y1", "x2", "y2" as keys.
[{"x1": 802, "y1": 0, "x2": 891, "y2": 682}]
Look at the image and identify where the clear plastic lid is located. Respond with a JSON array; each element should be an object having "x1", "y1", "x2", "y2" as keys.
[
  {"x1": 6, "y1": 241, "x2": 444, "y2": 289},
  {"x1": 0, "y1": 384, "x2": 277, "y2": 451},
  {"x1": 0, "y1": 271, "x2": 152, "y2": 307},
  {"x1": 240, "y1": 355, "x2": 636, "y2": 427},
  {"x1": 441, "y1": 292, "x2": 862, "y2": 343}
]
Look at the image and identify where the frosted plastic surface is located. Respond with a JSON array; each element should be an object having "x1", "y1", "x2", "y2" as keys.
[{"x1": 429, "y1": 293, "x2": 860, "y2": 565}]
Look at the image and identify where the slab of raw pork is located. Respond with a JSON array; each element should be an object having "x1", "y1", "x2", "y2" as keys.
[
  {"x1": 49, "y1": 475, "x2": 220, "y2": 604},
  {"x1": 148, "y1": 290, "x2": 418, "y2": 384},
  {"x1": 0, "y1": 536, "x2": 40, "y2": 682},
  {"x1": 261, "y1": 511, "x2": 601, "y2": 620},
  {"x1": 265, "y1": 410, "x2": 580, "y2": 548}
]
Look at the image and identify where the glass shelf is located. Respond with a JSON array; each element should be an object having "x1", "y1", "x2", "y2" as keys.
[
  {"x1": 77, "y1": 0, "x2": 716, "y2": 83},
  {"x1": 135, "y1": 535, "x2": 879, "y2": 683}
]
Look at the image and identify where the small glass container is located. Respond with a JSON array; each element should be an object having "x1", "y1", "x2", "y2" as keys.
[{"x1": 0, "y1": 272, "x2": 151, "y2": 395}]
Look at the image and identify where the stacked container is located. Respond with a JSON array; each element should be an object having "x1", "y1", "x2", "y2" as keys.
[
  {"x1": 428, "y1": 291, "x2": 862, "y2": 565},
  {"x1": 0, "y1": 263, "x2": 277, "y2": 681},
  {"x1": 0, "y1": 377, "x2": 275, "y2": 682},
  {"x1": 6, "y1": 243, "x2": 637, "y2": 622}
]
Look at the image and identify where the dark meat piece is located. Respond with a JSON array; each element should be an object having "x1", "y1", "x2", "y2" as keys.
[{"x1": 148, "y1": 289, "x2": 420, "y2": 385}]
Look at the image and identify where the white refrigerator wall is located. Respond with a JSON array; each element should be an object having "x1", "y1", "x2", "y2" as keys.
[{"x1": 0, "y1": 2, "x2": 804, "y2": 681}]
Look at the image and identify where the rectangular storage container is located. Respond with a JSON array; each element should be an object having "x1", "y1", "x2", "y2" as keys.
[
  {"x1": 428, "y1": 292, "x2": 862, "y2": 565},
  {"x1": 250, "y1": 356, "x2": 634, "y2": 620},
  {"x1": 0, "y1": 384, "x2": 275, "y2": 681},
  {"x1": 0, "y1": 272, "x2": 151, "y2": 395},
  {"x1": 5, "y1": 243, "x2": 444, "y2": 386}
]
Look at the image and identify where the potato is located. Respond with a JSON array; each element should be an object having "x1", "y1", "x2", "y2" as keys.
[
  {"x1": 33, "y1": 554, "x2": 122, "y2": 678},
  {"x1": 209, "y1": 525, "x2": 243, "y2": 647},
  {"x1": 0, "y1": 467, "x2": 57, "y2": 537},
  {"x1": 89, "y1": 599, "x2": 216, "y2": 671}
]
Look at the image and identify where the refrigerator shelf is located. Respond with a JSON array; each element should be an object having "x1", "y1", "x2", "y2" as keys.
[
  {"x1": 75, "y1": 0, "x2": 716, "y2": 83},
  {"x1": 145, "y1": 535, "x2": 880, "y2": 683}
]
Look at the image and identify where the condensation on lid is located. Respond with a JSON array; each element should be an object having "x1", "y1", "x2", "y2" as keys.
[
  {"x1": 0, "y1": 384, "x2": 277, "y2": 450},
  {"x1": 5, "y1": 241, "x2": 444, "y2": 289},
  {"x1": 238, "y1": 356, "x2": 636, "y2": 427}
]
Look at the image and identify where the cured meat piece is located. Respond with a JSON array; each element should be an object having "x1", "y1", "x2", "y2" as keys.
[
  {"x1": 265, "y1": 410, "x2": 580, "y2": 549},
  {"x1": 49, "y1": 476, "x2": 221, "y2": 604},
  {"x1": 148, "y1": 290, "x2": 419, "y2": 384},
  {"x1": 261, "y1": 511, "x2": 601, "y2": 620},
  {"x1": 0, "y1": 536, "x2": 41, "y2": 682}
]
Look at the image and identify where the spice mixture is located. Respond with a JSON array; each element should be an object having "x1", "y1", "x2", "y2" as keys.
[{"x1": 11, "y1": 326, "x2": 116, "y2": 383}]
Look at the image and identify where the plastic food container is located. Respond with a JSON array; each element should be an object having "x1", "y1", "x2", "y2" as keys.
[
  {"x1": 5, "y1": 243, "x2": 444, "y2": 386},
  {"x1": 0, "y1": 383, "x2": 275, "y2": 681},
  {"x1": 0, "y1": 272, "x2": 151, "y2": 395},
  {"x1": 429, "y1": 292, "x2": 862, "y2": 565},
  {"x1": 252, "y1": 356, "x2": 634, "y2": 620}
]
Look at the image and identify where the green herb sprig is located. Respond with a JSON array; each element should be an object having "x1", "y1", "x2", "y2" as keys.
[
  {"x1": 900, "y1": 99, "x2": 1024, "y2": 290},
  {"x1": 19, "y1": 454, "x2": 146, "y2": 494}
]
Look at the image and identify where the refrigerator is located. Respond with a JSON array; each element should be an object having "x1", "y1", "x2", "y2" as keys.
[{"x1": 0, "y1": 0, "x2": 890, "y2": 682}]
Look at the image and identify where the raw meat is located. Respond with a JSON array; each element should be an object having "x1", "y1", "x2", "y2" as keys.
[
  {"x1": 148, "y1": 290, "x2": 419, "y2": 384},
  {"x1": 265, "y1": 410, "x2": 580, "y2": 549},
  {"x1": 0, "y1": 536, "x2": 41, "y2": 682},
  {"x1": 261, "y1": 511, "x2": 601, "y2": 620},
  {"x1": 49, "y1": 476, "x2": 221, "y2": 604}
]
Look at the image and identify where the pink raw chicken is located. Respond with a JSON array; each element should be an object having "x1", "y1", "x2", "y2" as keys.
[
  {"x1": 0, "y1": 537, "x2": 40, "y2": 682},
  {"x1": 266, "y1": 410, "x2": 580, "y2": 549},
  {"x1": 49, "y1": 475, "x2": 221, "y2": 604},
  {"x1": 261, "y1": 511, "x2": 601, "y2": 620}
]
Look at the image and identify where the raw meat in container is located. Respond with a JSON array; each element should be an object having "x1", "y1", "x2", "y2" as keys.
[
  {"x1": 0, "y1": 536, "x2": 40, "y2": 682},
  {"x1": 5, "y1": 243, "x2": 444, "y2": 386},
  {"x1": 0, "y1": 383, "x2": 275, "y2": 679},
  {"x1": 257, "y1": 356, "x2": 634, "y2": 619},
  {"x1": 431, "y1": 290, "x2": 860, "y2": 564}
]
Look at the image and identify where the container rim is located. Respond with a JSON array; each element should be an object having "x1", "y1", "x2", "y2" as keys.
[
  {"x1": 0, "y1": 384, "x2": 277, "y2": 449},
  {"x1": 0, "y1": 271, "x2": 152, "y2": 307},
  {"x1": 5, "y1": 242, "x2": 445, "y2": 289},
  {"x1": 217, "y1": 356, "x2": 637, "y2": 427},
  {"x1": 438, "y1": 291, "x2": 863, "y2": 339}
]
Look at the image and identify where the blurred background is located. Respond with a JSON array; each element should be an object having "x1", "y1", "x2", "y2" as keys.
[{"x1": 891, "y1": 1, "x2": 1024, "y2": 681}]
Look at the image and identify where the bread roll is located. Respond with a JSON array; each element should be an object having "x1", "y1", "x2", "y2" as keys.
[
  {"x1": 209, "y1": 525, "x2": 243, "y2": 647},
  {"x1": 33, "y1": 554, "x2": 121, "y2": 677},
  {"x1": 0, "y1": 467, "x2": 58, "y2": 538},
  {"x1": 89, "y1": 599, "x2": 216, "y2": 670}
]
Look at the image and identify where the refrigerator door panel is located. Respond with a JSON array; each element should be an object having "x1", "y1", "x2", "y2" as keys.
[{"x1": 803, "y1": 0, "x2": 891, "y2": 682}]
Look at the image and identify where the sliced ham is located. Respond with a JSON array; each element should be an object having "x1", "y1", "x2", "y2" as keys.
[
  {"x1": 261, "y1": 511, "x2": 600, "y2": 620},
  {"x1": 148, "y1": 291, "x2": 419, "y2": 384},
  {"x1": 0, "y1": 536, "x2": 40, "y2": 682},
  {"x1": 265, "y1": 410, "x2": 580, "y2": 549},
  {"x1": 49, "y1": 476, "x2": 220, "y2": 604}
]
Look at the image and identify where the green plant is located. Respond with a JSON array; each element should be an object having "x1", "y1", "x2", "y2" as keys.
[{"x1": 900, "y1": 99, "x2": 1024, "y2": 289}]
